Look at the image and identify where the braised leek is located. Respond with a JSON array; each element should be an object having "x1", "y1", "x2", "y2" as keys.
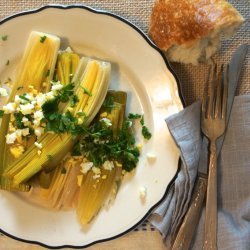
[
  {"x1": 0, "y1": 31, "x2": 60, "y2": 191},
  {"x1": 76, "y1": 91, "x2": 126, "y2": 224}
]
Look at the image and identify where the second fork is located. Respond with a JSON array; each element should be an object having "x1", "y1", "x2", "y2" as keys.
[{"x1": 202, "y1": 64, "x2": 228, "y2": 250}]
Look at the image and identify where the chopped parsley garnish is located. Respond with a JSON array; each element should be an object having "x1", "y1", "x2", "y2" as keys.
[
  {"x1": 33, "y1": 83, "x2": 151, "y2": 171},
  {"x1": 1, "y1": 35, "x2": 8, "y2": 41},
  {"x1": 47, "y1": 155, "x2": 53, "y2": 160},
  {"x1": 40, "y1": 83, "x2": 85, "y2": 134},
  {"x1": 0, "y1": 110, "x2": 4, "y2": 118},
  {"x1": 70, "y1": 94, "x2": 79, "y2": 107},
  {"x1": 58, "y1": 83, "x2": 75, "y2": 102},
  {"x1": 42, "y1": 98, "x2": 59, "y2": 114},
  {"x1": 127, "y1": 113, "x2": 151, "y2": 139},
  {"x1": 128, "y1": 113, "x2": 142, "y2": 119},
  {"x1": 40, "y1": 35, "x2": 47, "y2": 43},
  {"x1": 140, "y1": 115, "x2": 144, "y2": 125},
  {"x1": 14, "y1": 113, "x2": 25, "y2": 129},
  {"x1": 6, "y1": 60, "x2": 9, "y2": 66},
  {"x1": 42, "y1": 83, "x2": 75, "y2": 115},
  {"x1": 19, "y1": 94, "x2": 30, "y2": 102},
  {"x1": 142, "y1": 126, "x2": 152, "y2": 140},
  {"x1": 72, "y1": 117, "x2": 140, "y2": 172},
  {"x1": 81, "y1": 86, "x2": 92, "y2": 96}
]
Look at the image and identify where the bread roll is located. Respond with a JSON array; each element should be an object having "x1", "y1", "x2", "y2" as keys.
[{"x1": 149, "y1": 0, "x2": 244, "y2": 64}]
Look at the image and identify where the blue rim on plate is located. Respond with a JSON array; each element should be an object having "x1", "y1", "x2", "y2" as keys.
[{"x1": 0, "y1": 4, "x2": 184, "y2": 249}]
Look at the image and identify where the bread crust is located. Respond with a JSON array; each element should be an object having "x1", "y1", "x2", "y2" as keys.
[{"x1": 149, "y1": 0, "x2": 244, "y2": 50}]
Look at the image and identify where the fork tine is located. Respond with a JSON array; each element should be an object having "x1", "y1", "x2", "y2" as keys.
[
  {"x1": 202, "y1": 66, "x2": 211, "y2": 118},
  {"x1": 222, "y1": 64, "x2": 229, "y2": 119},
  {"x1": 215, "y1": 65, "x2": 223, "y2": 118},
  {"x1": 207, "y1": 64, "x2": 217, "y2": 118}
]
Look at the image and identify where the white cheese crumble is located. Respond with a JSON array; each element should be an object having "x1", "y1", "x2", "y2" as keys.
[{"x1": 0, "y1": 87, "x2": 8, "y2": 97}]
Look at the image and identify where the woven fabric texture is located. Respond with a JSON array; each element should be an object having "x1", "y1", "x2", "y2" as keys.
[{"x1": 0, "y1": 0, "x2": 249, "y2": 105}]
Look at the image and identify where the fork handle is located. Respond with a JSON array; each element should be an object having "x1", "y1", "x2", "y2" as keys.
[{"x1": 203, "y1": 141, "x2": 218, "y2": 250}]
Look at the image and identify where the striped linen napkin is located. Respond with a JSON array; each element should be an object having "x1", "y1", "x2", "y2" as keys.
[{"x1": 150, "y1": 95, "x2": 250, "y2": 250}]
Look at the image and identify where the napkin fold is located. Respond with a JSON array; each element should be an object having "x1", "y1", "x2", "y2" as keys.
[{"x1": 149, "y1": 95, "x2": 250, "y2": 250}]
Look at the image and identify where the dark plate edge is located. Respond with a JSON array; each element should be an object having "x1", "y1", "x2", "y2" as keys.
[{"x1": 0, "y1": 4, "x2": 184, "y2": 249}]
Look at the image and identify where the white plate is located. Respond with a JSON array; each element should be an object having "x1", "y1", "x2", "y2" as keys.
[{"x1": 0, "y1": 5, "x2": 183, "y2": 248}]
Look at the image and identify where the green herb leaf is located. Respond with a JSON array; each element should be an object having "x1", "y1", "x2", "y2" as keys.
[
  {"x1": 0, "y1": 110, "x2": 4, "y2": 118},
  {"x1": 1, "y1": 35, "x2": 8, "y2": 41},
  {"x1": 42, "y1": 98, "x2": 59, "y2": 115},
  {"x1": 59, "y1": 83, "x2": 74, "y2": 103},
  {"x1": 47, "y1": 155, "x2": 53, "y2": 160},
  {"x1": 81, "y1": 86, "x2": 92, "y2": 96},
  {"x1": 70, "y1": 94, "x2": 79, "y2": 107},
  {"x1": 14, "y1": 113, "x2": 25, "y2": 129},
  {"x1": 19, "y1": 94, "x2": 30, "y2": 102},
  {"x1": 142, "y1": 125, "x2": 152, "y2": 140},
  {"x1": 128, "y1": 113, "x2": 142, "y2": 119},
  {"x1": 5, "y1": 60, "x2": 10, "y2": 66},
  {"x1": 140, "y1": 115, "x2": 144, "y2": 126},
  {"x1": 40, "y1": 35, "x2": 47, "y2": 43}
]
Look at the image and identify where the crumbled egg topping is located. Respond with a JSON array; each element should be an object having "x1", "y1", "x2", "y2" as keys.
[
  {"x1": 79, "y1": 160, "x2": 116, "y2": 180},
  {"x1": 34, "y1": 142, "x2": 43, "y2": 149},
  {"x1": 100, "y1": 117, "x2": 112, "y2": 127},
  {"x1": 147, "y1": 153, "x2": 157, "y2": 162},
  {"x1": 92, "y1": 166, "x2": 101, "y2": 175},
  {"x1": 80, "y1": 162, "x2": 93, "y2": 174},
  {"x1": 1, "y1": 82, "x2": 64, "y2": 156},
  {"x1": 10, "y1": 145, "x2": 25, "y2": 159},
  {"x1": 103, "y1": 160, "x2": 114, "y2": 170},
  {"x1": 3, "y1": 103, "x2": 16, "y2": 114},
  {"x1": 0, "y1": 82, "x2": 63, "y2": 144},
  {"x1": 139, "y1": 186, "x2": 147, "y2": 200}
]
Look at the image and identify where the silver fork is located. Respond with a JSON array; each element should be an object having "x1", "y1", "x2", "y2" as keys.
[{"x1": 202, "y1": 64, "x2": 228, "y2": 250}]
